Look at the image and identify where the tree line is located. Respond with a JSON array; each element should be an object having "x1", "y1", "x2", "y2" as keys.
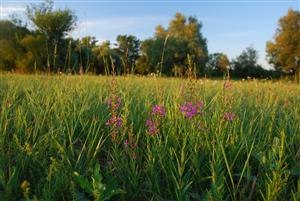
[{"x1": 0, "y1": 0, "x2": 299, "y2": 81}]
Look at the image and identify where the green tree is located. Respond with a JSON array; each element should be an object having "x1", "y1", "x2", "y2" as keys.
[
  {"x1": 137, "y1": 13, "x2": 208, "y2": 76},
  {"x1": 115, "y1": 35, "x2": 140, "y2": 74},
  {"x1": 136, "y1": 38, "x2": 162, "y2": 75},
  {"x1": 61, "y1": 38, "x2": 80, "y2": 73},
  {"x1": 0, "y1": 20, "x2": 29, "y2": 71},
  {"x1": 76, "y1": 36, "x2": 98, "y2": 74},
  {"x1": 206, "y1": 53, "x2": 230, "y2": 77},
  {"x1": 266, "y1": 9, "x2": 300, "y2": 83},
  {"x1": 16, "y1": 34, "x2": 48, "y2": 72},
  {"x1": 137, "y1": 37, "x2": 189, "y2": 76},
  {"x1": 92, "y1": 41, "x2": 120, "y2": 75},
  {"x1": 26, "y1": 0, "x2": 77, "y2": 72},
  {"x1": 232, "y1": 47, "x2": 267, "y2": 78}
]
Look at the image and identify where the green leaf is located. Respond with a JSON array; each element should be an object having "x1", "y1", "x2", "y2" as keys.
[{"x1": 73, "y1": 171, "x2": 93, "y2": 194}]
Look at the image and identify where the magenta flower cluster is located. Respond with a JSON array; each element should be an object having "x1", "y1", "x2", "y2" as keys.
[
  {"x1": 223, "y1": 111, "x2": 235, "y2": 122},
  {"x1": 124, "y1": 139, "x2": 138, "y2": 148},
  {"x1": 145, "y1": 118, "x2": 159, "y2": 136},
  {"x1": 180, "y1": 101, "x2": 204, "y2": 119},
  {"x1": 146, "y1": 105, "x2": 166, "y2": 135},
  {"x1": 108, "y1": 96, "x2": 122, "y2": 110},
  {"x1": 223, "y1": 81, "x2": 232, "y2": 90},
  {"x1": 152, "y1": 105, "x2": 166, "y2": 117},
  {"x1": 106, "y1": 116, "x2": 122, "y2": 127},
  {"x1": 106, "y1": 95, "x2": 124, "y2": 140}
]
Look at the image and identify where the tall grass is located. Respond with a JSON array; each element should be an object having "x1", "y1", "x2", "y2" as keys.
[{"x1": 0, "y1": 74, "x2": 299, "y2": 201}]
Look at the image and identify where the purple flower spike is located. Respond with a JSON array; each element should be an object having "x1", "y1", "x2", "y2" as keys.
[
  {"x1": 116, "y1": 117, "x2": 122, "y2": 127},
  {"x1": 106, "y1": 116, "x2": 122, "y2": 128},
  {"x1": 145, "y1": 118, "x2": 158, "y2": 135},
  {"x1": 197, "y1": 101, "x2": 204, "y2": 109},
  {"x1": 107, "y1": 96, "x2": 122, "y2": 110},
  {"x1": 224, "y1": 111, "x2": 235, "y2": 122},
  {"x1": 115, "y1": 97, "x2": 122, "y2": 109},
  {"x1": 146, "y1": 118, "x2": 154, "y2": 127},
  {"x1": 223, "y1": 82, "x2": 232, "y2": 89},
  {"x1": 152, "y1": 105, "x2": 166, "y2": 117},
  {"x1": 180, "y1": 101, "x2": 204, "y2": 119}
]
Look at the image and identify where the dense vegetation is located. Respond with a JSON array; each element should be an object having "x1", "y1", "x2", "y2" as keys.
[
  {"x1": 0, "y1": 0, "x2": 299, "y2": 80},
  {"x1": 0, "y1": 74, "x2": 299, "y2": 201},
  {"x1": 1, "y1": 1, "x2": 299, "y2": 200}
]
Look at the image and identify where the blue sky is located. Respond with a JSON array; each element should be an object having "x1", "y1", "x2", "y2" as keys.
[{"x1": 1, "y1": 0, "x2": 299, "y2": 68}]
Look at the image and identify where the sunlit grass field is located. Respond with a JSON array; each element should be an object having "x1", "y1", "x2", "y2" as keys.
[{"x1": 0, "y1": 75, "x2": 299, "y2": 201}]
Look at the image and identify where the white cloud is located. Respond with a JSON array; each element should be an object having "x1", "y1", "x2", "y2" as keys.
[
  {"x1": 70, "y1": 15, "x2": 170, "y2": 41},
  {"x1": 0, "y1": 5, "x2": 26, "y2": 18},
  {"x1": 77, "y1": 16, "x2": 169, "y2": 30},
  {"x1": 78, "y1": 16, "x2": 219, "y2": 31}
]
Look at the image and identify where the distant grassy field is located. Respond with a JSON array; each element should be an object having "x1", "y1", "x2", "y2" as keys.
[{"x1": 0, "y1": 75, "x2": 299, "y2": 201}]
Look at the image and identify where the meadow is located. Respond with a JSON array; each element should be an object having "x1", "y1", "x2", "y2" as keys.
[{"x1": 0, "y1": 74, "x2": 299, "y2": 201}]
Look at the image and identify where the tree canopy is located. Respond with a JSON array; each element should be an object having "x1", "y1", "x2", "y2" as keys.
[
  {"x1": 206, "y1": 53, "x2": 229, "y2": 77},
  {"x1": 266, "y1": 9, "x2": 300, "y2": 82},
  {"x1": 26, "y1": 0, "x2": 77, "y2": 41},
  {"x1": 116, "y1": 35, "x2": 140, "y2": 74},
  {"x1": 0, "y1": 20, "x2": 29, "y2": 71},
  {"x1": 137, "y1": 13, "x2": 208, "y2": 76},
  {"x1": 26, "y1": 0, "x2": 77, "y2": 72},
  {"x1": 0, "y1": 0, "x2": 293, "y2": 80}
]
